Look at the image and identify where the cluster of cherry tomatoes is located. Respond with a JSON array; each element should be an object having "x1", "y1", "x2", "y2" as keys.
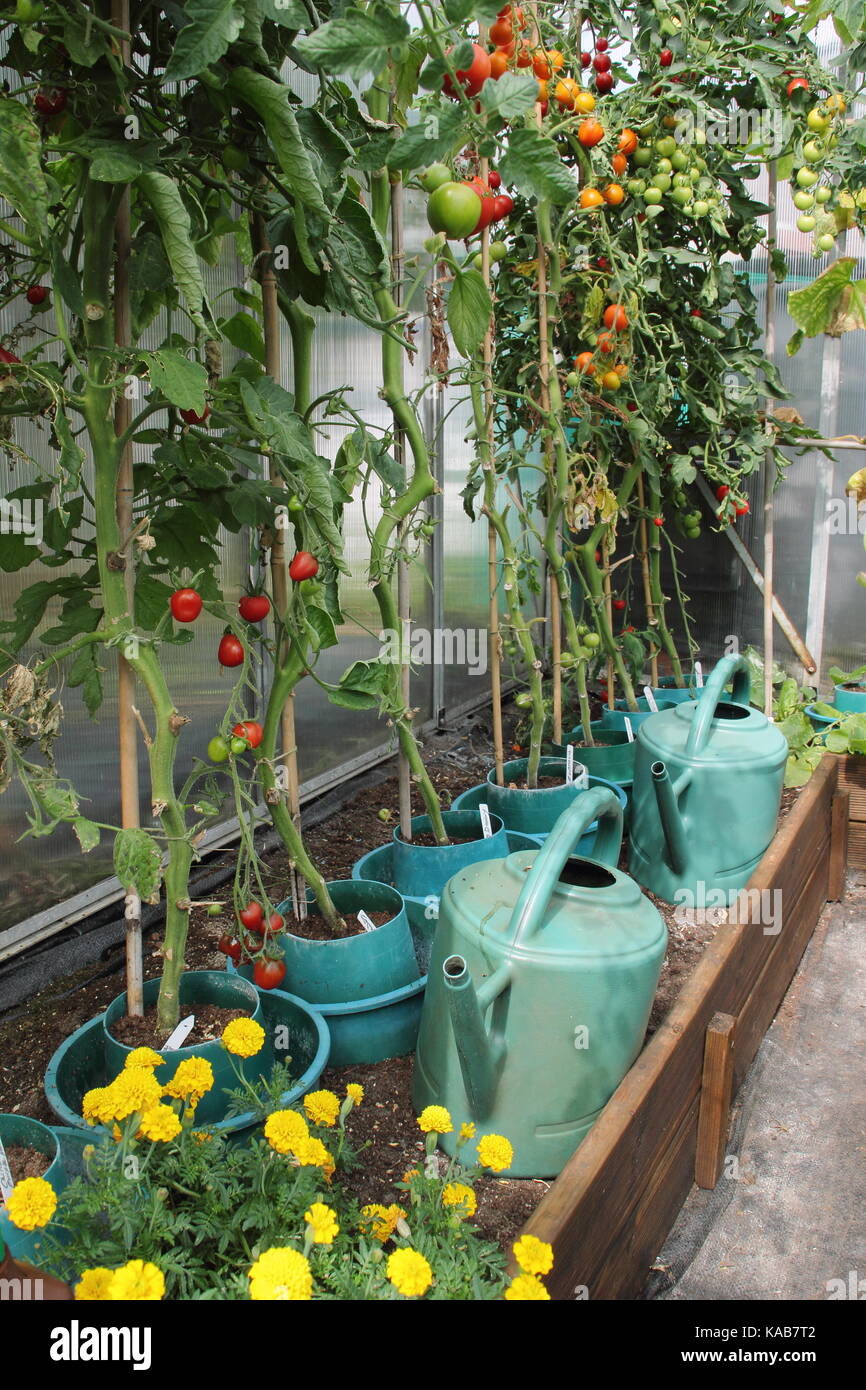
[
  {"x1": 787, "y1": 94, "x2": 852, "y2": 259},
  {"x1": 567, "y1": 302, "x2": 631, "y2": 394},
  {"x1": 218, "y1": 900, "x2": 286, "y2": 989},
  {"x1": 423, "y1": 163, "x2": 514, "y2": 240}
]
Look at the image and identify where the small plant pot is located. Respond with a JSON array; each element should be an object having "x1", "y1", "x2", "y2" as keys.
[
  {"x1": 0, "y1": 1114, "x2": 66, "y2": 1264},
  {"x1": 483, "y1": 757, "x2": 598, "y2": 834},
  {"x1": 276, "y1": 879, "x2": 418, "y2": 1007},
  {"x1": 831, "y1": 682, "x2": 866, "y2": 713},
  {"x1": 552, "y1": 723, "x2": 636, "y2": 786},
  {"x1": 646, "y1": 686, "x2": 698, "y2": 705},
  {"x1": 102, "y1": 971, "x2": 267, "y2": 1127},
  {"x1": 601, "y1": 698, "x2": 676, "y2": 731},
  {"x1": 45, "y1": 992, "x2": 329, "y2": 1142},
  {"x1": 391, "y1": 810, "x2": 509, "y2": 899}
]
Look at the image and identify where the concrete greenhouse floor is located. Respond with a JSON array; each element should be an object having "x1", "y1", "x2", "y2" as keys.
[{"x1": 644, "y1": 871, "x2": 866, "y2": 1302}]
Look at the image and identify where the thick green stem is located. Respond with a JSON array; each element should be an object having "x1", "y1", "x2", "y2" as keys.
[
  {"x1": 647, "y1": 483, "x2": 685, "y2": 684},
  {"x1": 281, "y1": 295, "x2": 314, "y2": 415}
]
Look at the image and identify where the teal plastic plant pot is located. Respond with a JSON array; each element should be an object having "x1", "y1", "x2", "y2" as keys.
[
  {"x1": 527, "y1": 777, "x2": 629, "y2": 856},
  {"x1": 647, "y1": 686, "x2": 698, "y2": 706},
  {"x1": 553, "y1": 726, "x2": 636, "y2": 785},
  {"x1": 0, "y1": 1114, "x2": 67, "y2": 1263},
  {"x1": 805, "y1": 703, "x2": 838, "y2": 741},
  {"x1": 392, "y1": 810, "x2": 509, "y2": 900},
  {"x1": 482, "y1": 757, "x2": 582, "y2": 834},
  {"x1": 45, "y1": 992, "x2": 329, "y2": 1143},
  {"x1": 276, "y1": 879, "x2": 418, "y2": 1007},
  {"x1": 102, "y1": 971, "x2": 268, "y2": 1127},
  {"x1": 601, "y1": 698, "x2": 676, "y2": 731},
  {"x1": 831, "y1": 683, "x2": 866, "y2": 713}
]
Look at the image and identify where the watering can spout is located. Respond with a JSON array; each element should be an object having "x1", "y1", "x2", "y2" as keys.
[
  {"x1": 442, "y1": 954, "x2": 509, "y2": 1121},
  {"x1": 651, "y1": 761, "x2": 690, "y2": 877}
]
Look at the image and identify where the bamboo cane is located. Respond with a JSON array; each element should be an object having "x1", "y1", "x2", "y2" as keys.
[
  {"x1": 636, "y1": 473, "x2": 659, "y2": 687},
  {"x1": 391, "y1": 178, "x2": 413, "y2": 838},
  {"x1": 480, "y1": 152, "x2": 505, "y2": 784},
  {"x1": 763, "y1": 164, "x2": 777, "y2": 718}
]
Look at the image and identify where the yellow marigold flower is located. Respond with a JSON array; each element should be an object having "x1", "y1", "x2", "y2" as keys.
[
  {"x1": 221, "y1": 1017, "x2": 265, "y2": 1058},
  {"x1": 264, "y1": 1108, "x2": 309, "y2": 1155},
  {"x1": 5, "y1": 1177, "x2": 57, "y2": 1232},
  {"x1": 304, "y1": 1202, "x2": 339, "y2": 1245},
  {"x1": 293, "y1": 1136, "x2": 334, "y2": 1177},
  {"x1": 108, "y1": 1069, "x2": 163, "y2": 1121},
  {"x1": 513, "y1": 1234, "x2": 554, "y2": 1276},
  {"x1": 387, "y1": 1247, "x2": 433, "y2": 1298},
  {"x1": 74, "y1": 1267, "x2": 115, "y2": 1301},
  {"x1": 163, "y1": 1056, "x2": 214, "y2": 1104},
  {"x1": 345, "y1": 1082, "x2": 364, "y2": 1106},
  {"x1": 302, "y1": 1089, "x2": 340, "y2": 1127},
  {"x1": 248, "y1": 1247, "x2": 312, "y2": 1301},
  {"x1": 458, "y1": 1121, "x2": 476, "y2": 1142},
  {"x1": 417, "y1": 1105, "x2": 453, "y2": 1135},
  {"x1": 360, "y1": 1203, "x2": 406, "y2": 1242},
  {"x1": 477, "y1": 1133, "x2": 514, "y2": 1173},
  {"x1": 82, "y1": 1086, "x2": 116, "y2": 1127},
  {"x1": 137, "y1": 1103, "x2": 182, "y2": 1144},
  {"x1": 402, "y1": 1168, "x2": 420, "y2": 1184},
  {"x1": 442, "y1": 1182, "x2": 477, "y2": 1218},
  {"x1": 505, "y1": 1273, "x2": 550, "y2": 1300},
  {"x1": 108, "y1": 1260, "x2": 165, "y2": 1301},
  {"x1": 123, "y1": 1047, "x2": 164, "y2": 1071},
  {"x1": 192, "y1": 1131, "x2": 213, "y2": 1143}
]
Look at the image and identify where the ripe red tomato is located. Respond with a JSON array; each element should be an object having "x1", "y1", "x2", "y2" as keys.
[
  {"x1": 218, "y1": 632, "x2": 245, "y2": 667},
  {"x1": 593, "y1": 53, "x2": 611, "y2": 73},
  {"x1": 735, "y1": 501, "x2": 750, "y2": 516},
  {"x1": 492, "y1": 193, "x2": 514, "y2": 221},
  {"x1": 288, "y1": 550, "x2": 319, "y2": 582},
  {"x1": 597, "y1": 256, "x2": 610, "y2": 269},
  {"x1": 34, "y1": 87, "x2": 67, "y2": 116},
  {"x1": 443, "y1": 43, "x2": 491, "y2": 98},
  {"x1": 26, "y1": 286, "x2": 47, "y2": 306},
  {"x1": 659, "y1": 49, "x2": 673, "y2": 67},
  {"x1": 581, "y1": 51, "x2": 591, "y2": 68},
  {"x1": 578, "y1": 118, "x2": 605, "y2": 148},
  {"x1": 232, "y1": 720, "x2": 264, "y2": 749},
  {"x1": 487, "y1": 170, "x2": 502, "y2": 190},
  {"x1": 218, "y1": 934, "x2": 242, "y2": 964},
  {"x1": 618, "y1": 128, "x2": 638, "y2": 154},
  {"x1": 613, "y1": 598, "x2": 626, "y2": 611},
  {"x1": 170, "y1": 588, "x2": 202, "y2": 623},
  {"x1": 787, "y1": 77, "x2": 809, "y2": 96},
  {"x1": 267, "y1": 913, "x2": 284, "y2": 933},
  {"x1": 0, "y1": 346, "x2": 21, "y2": 365},
  {"x1": 180, "y1": 405, "x2": 210, "y2": 426},
  {"x1": 464, "y1": 176, "x2": 497, "y2": 231},
  {"x1": 254, "y1": 956, "x2": 287, "y2": 990},
  {"x1": 239, "y1": 901, "x2": 264, "y2": 932},
  {"x1": 489, "y1": 17, "x2": 513, "y2": 46},
  {"x1": 595, "y1": 71, "x2": 614, "y2": 93},
  {"x1": 238, "y1": 593, "x2": 271, "y2": 622},
  {"x1": 716, "y1": 484, "x2": 730, "y2": 500},
  {"x1": 595, "y1": 36, "x2": 609, "y2": 52},
  {"x1": 653, "y1": 517, "x2": 664, "y2": 527},
  {"x1": 575, "y1": 351, "x2": 596, "y2": 374},
  {"x1": 603, "y1": 304, "x2": 629, "y2": 331}
]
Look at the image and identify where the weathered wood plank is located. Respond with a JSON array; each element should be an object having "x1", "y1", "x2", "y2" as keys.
[
  {"x1": 695, "y1": 1013, "x2": 736, "y2": 1190},
  {"x1": 523, "y1": 756, "x2": 838, "y2": 1301},
  {"x1": 829, "y1": 792, "x2": 850, "y2": 899}
]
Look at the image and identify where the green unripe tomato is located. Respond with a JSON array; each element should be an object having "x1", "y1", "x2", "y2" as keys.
[
  {"x1": 689, "y1": 167, "x2": 701, "y2": 184},
  {"x1": 576, "y1": 623, "x2": 588, "y2": 637},
  {"x1": 583, "y1": 632, "x2": 601, "y2": 649},
  {"x1": 514, "y1": 691, "x2": 534, "y2": 709},
  {"x1": 817, "y1": 233, "x2": 835, "y2": 252},
  {"x1": 802, "y1": 139, "x2": 825, "y2": 163},
  {"x1": 230, "y1": 735, "x2": 248, "y2": 754},
  {"x1": 651, "y1": 173, "x2": 672, "y2": 193},
  {"x1": 691, "y1": 199, "x2": 710, "y2": 217},
  {"x1": 796, "y1": 214, "x2": 817, "y2": 232},
  {"x1": 656, "y1": 158, "x2": 673, "y2": 175},
  {"x1": 806, "y1": 107, "x2": 830, "y2": 134},
  {"x1": 208, "y1": 736, "x2": 230, "y2": 763},
  {"x1": 814, "y1": 185, "x2": 832, "y2": 204},
  {"x1": 627, "y1": 178, "x2": 647, "y2": 196},
  {"x1": 655, "y1": 136, "x2": 677, "y2": 159},
  {"x1": 427, "y1": 182, "x2": 482, "y2": 238},
  {"x1": 473, "y1": 253, "x2": 484, "y2": 269},
  {"x1": 489, "y1": 241, "x2": 507, "y2": 261},
  {"x1": 15, "y1": 0, "x2": 44, "y2": 20},
  {"x1": 287, "y1": 494, "x2": 304, "y2": 511},
  {"x1": 566, "y1": 371, "x2": 580, "y2": 387},
  {"x1": 670, "y1": 150, "x2": 690, "y2": 171},
  {"x1": 793, "y1": 190, "x2": 815, "y2": 211},
  {"x1": 796, "y1": 166, "x2": 818, "y2": 188},
  {"x1": 206, "y1": 903, "x2": 224, "y2": 917},
  {"x1": 420, "y1": 163, "x2": 452, "y2": 193},
  {"x1": 671, "y1": 185, "x2": 692, "y2": 207},
  {"x1": 685, "y1": 526, "x2": 701, "y2": 539},
  {"x1": 643, "y1": 186, "x2": 663, "y2": 205},
  {"x1": 633, "y1": 147, "x2": 653, "y2": 168},
  {"x1": 673, "y1": 172, "x2": 691, "y2": 188}
]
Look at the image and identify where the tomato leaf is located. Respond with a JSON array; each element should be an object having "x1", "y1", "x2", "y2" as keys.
[
  {"x1": 219, "y1": 310, "x2": 265, "y2": 364},
  {"x1": 447, "y1": 268, "x2": 491, "y2": 359},
  {"x1": 294, "y1": 4, "x2": 410, "y2": 80},
  {"x1": 114, "y1": 828, "x2": 163, "y2": 904},
  {"x1": 142, "y1": 349, "x2": 208, "y2": 412},
  {"x1": 72, "y1": 817, "x2": 101, "y2": 853},
  {"x1": 499, "y1": 128, "x2": 578, "y2": 205},
  {"x1": 478, "y1": 70, "x2": 539, "y2": 120},
  {"x1": 164, "y1": 0, "x2": 246, "y2": 82},
  {"x1": 227, "y1": 68, "x2": 329, "y2": 218},
  {"x1": 136, "y1": 173, "x2": 212, "y2": 332},
  {"x1": 387, "y1": 103, "x2": 464, "y2": 171},
  {"x1": 0, "y1": 95, "x2": 50, "y2": 242},
  {"x1": 304, "y1": 605, "x2": 338, "y2": 651},
  {"x1": 787, "y1": 257, "x2": 856, "y2": 339}
]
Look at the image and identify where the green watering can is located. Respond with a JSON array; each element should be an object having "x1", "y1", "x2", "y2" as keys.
[
  {"x1": 628, "y1": 653, "x2": 788, "y2": 906},
  {"x1": 411, "y1": 788, "x2": 667, "y2": 1177}
]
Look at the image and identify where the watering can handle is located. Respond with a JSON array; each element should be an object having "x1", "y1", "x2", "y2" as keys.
[
  {"x1": 509, "y1": 786, "x2": 623, "y2": 948},
  {"x1": 685, "y1": 653, "x2": 752, "y2": 758}
]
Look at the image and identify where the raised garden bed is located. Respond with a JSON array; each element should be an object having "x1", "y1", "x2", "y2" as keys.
[{"x1": 517, "y1": 753, "x2": 846, "y2": 1298}]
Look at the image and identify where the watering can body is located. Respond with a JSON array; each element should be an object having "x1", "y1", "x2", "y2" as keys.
[
  {"x1": 628, "y1": 654, "x2": 788, "y2": 905},
  {"x1": 411, "y1": 789, "x2": 667, "y2": 1177}
]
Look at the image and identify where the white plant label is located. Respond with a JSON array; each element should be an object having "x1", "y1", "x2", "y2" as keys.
[
  {"x1": 624, "y1": 717, "x2": 635, "y2": 743},
  {"x1": 566, "y1": 744, "x2": 574, "y2": 783},
  {"x1": 163, "y1": 1015, "x2": 195, "y2": 1052},
  {"x1": 695, "y1": 662, "x2": 704, "y2": 688},
  {"x1": 643, "y1": 686, "x2": 659, "y2": 712},
  {"x1": 479, "y1": 803, "x2": 494, "y2": 838},
  {"x1": 573, "y1": 761, "x2": 589, "y2": 790},
  {"x1": 0, "y1": 1135, "x2": 13, "y2": 1201},
  {"x1": 357, "y1": 911, "x2": 377, "y2": 933}
]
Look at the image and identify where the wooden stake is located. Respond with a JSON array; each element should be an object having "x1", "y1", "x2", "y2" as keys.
[
  {"x1": 480, "y1": 149, "x2": 505, "y2": 785},
  {"x1": 113, "y1": 0, "x2": 142, "y2": 1017},
  {"x1": 603, "y1": 532, "x2": 614, "y2": 708},
  {"x1": 828, "y1": 791, "x2": 850, "y2": 901},
  {"x1": 695, "y1": 1012, "x2": 736, "y2": 1189},
  {"x1": 254, "y1": 214, "x2": 304, "y2": 917},
  {"x1": 763, "y1": 164, "x2": 778, "y2": 719},
  {"x1": 636, "y1": 474, "x2": 659, "y2": 687},
  {"x1": 391, "y1": 179, "x2": 413, "y2": 837}
]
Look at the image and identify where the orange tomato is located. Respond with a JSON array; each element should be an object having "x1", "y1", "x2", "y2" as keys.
[
  {"x1": 602, "y1": 182, "x2": 625, "y2": 205},
  {"x1": 601, "y1": 370, "x2": 621, "y2": 390},
  {"x1": 575, "y1": 351, "x2": 596, "y2": 374},
  {"x1": 603, "y1": 303, "x2": 628, "y2": 330},
  {"x1": 578, "y1": 118, "x2": 604, "y2": 147},
  {"x1": 618, "y1": 128, "x2": 638, "y2": 154},
  {"x1": 548, "y1": 49, "x2": 565, "y2": 72},
  {"x1": 613, "y1": 362, "x2": 629, "y2": 378},
  {"x1": 515, "y1": 42, "x2": 533, "y2": 67},
  {"x1": 574, "y1": 89, "x2": 597, "y2": 114},
  {"x1": 580, "y1": 187, "x2": 605, "y2": 209},
  {"x1": 537, "y1": 78, "x2": 549, "y2": 101},
  {"x1": 611, "y1": 152, "x2": 628, "y2": 175},
  {"x1": 489, "y1": 48, "x2": 509, "y2": 78},
  {"x1": 554, "y1": 76, "x2": 579, "y2": 109},
  {"x1": 489, "y1": 17, "x2": 513, "y2": 46},
  {"x1": 533, "y1": 50, "x2": 551, "y2": 79},
  {"x1": 596, "y1": 330, "x2": 615, "y2": 353}
]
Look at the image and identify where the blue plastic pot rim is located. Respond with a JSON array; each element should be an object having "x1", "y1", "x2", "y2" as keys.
[
  {"x1": 312, "y1": 973, "x2": 428, "y2": 1018},
  {"x1": 393, "y1": 810, "x2": 505, "y2": 845},
  {"x1": 301, "y1": 877, "x2": 405, "y2": 916}
]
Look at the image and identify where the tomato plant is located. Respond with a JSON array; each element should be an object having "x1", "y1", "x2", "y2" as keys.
[{"x1": 238, "y1": 594, "x2": 271, "y2": 622}]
